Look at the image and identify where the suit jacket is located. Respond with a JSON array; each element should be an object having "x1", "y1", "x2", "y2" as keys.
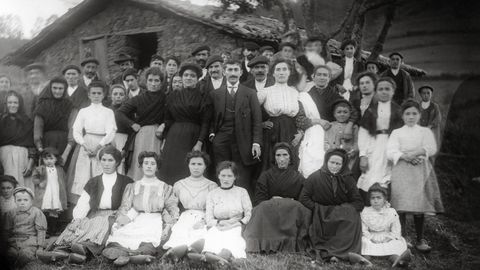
[
  {"x1": 242, "y1": 75, "x2": 275, "y2": 91},
  {"x1": 201, "y1": 75, "x2": 227, "y2": 93},
  {"x1": 380, "y1": 69, "x2": 415, "y2": 103},
  {"x1": 209, "y1": 84, "x2": 262, "y2": 165},
  {"x1": 240, "y1": 60, "x2": 254, "y2": 83}
]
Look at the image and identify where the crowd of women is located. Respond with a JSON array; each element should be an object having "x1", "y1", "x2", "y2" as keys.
[{"x1": 0, "y1": 37, "x2": 444, "y2": 268}]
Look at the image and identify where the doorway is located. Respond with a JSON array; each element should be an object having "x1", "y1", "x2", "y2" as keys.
[{"x1": 126, "y1": 32, "x2": 158, "y2": 70}]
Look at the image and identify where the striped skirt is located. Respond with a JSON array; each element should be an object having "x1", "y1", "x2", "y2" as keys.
[{"x1": 127, "y1": 125, "x2": 162, "y2": 181}]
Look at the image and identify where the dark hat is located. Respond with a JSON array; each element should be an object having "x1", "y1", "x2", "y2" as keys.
[
  {"x1": 388, "y1": 52, "x2": 404, "y2": 59},
  {"x1": 365, "y1": 60, "x2": 380, "y2": 68},
  {"x1": 279, "y1": 42, "x2": 296, "y2": 50},
  {"x1": 122, "y1": 68, "x2": 138, "y2": 81},
  {"x1": 332, "y1": 98, "x2": 353, "y2": 111},
  {"x1": 306, "y1": 35, "x2": 326, "y2": 43},
  {"x1": 0, "y1": 175, "x2": 18, "y2": 186},
  {"x1": 247, "y1": 55, "x2": 270, "y2": 68},
  {"x1": 340, "y1": 39, "x2": 357, "y2": 50},
  {"x1": 61, "y1": 64, "x2": 81, "y2": 75},
  {"x1": 150, "y1": 54, "x2": 164, "y2": 63},
  {"x1": 179, "y1": 62, "x2": 203, "y2": 78},
  {"x1": 418, "y1": 85, "x2": 434, "y2": 93},
  {"x1": 114, "y1": 53, "x2": 135, "y2": 64},
  {"x1": 243, "y1": 41, "x2": 260, "y2": 51},
  {"x1": 191, "y1": 45, "x2": 211, "y2": 56},
  {"x1": 80, "y1": 57, "x2": 100, "y2": 67},
  {"x1": 13, "y1": 186, "x2": 34, "y2": 199},
  {"x1": 259, "y1": 45, "x2": 275, "y2": 54},
  {"x1": 205, "y1": 55, "x2": 224, "y2": 68},
  {"x1": 24, "y1": 62, "x2": 46, "y2": 73}
]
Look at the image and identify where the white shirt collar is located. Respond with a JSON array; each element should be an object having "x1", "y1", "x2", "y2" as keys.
[
  {"x1": 67, "y1": 85, "x2": 78, "y2": 96},
  {"x1": 421, "y1": 101, "x2": 431, "y2": 109},
  {"x1": 391, "y1": 68, "x2": 400, "y2": 75},
  {"x1": 103, "y1": 172, "x2": 117, "y2": 182},
  {"x1": 83, "y1": 75, "x2": 92, "y2": 86},
  {"x1": 227, "y1": 81, "x2": 239, "y2": 94}
]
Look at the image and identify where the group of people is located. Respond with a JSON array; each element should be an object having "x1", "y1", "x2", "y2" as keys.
[{"x1": 0, "y1": 36, "x2": 444, "y2": 268}]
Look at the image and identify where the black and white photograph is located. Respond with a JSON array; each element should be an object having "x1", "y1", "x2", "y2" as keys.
[{"x1": 0, "y1": 0, "x2": 479, "y2": 269}]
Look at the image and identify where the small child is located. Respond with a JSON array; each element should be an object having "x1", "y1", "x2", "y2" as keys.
[
  {"x1": 1, "y1": 175, "x2": 18, "y2": 214},
  {"x1": 387, "y1": 99, "x2": 444, "y2": 252},
  {"x1": 324, "y1": 99, "x2": 359, "y2": 170},
  {"x1": 361, "y1": 183, "x2": 411, "y2": 267},
  {"x1": 32, "y1": 147, "x2": 67, "y2": 236},
  {"x1": 418, "y1": 85, "x2": 442, "y2": 146},
  {"x1": 4, "y1": 187, "x2": 47, "y2": 267}
]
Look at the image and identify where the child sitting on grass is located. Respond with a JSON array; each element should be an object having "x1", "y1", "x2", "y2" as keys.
[
  {"x1": 361, "y1": 183, "x2": 411, "y2": 267},
  {"x1": 3, "y1": 187, "x2": 47, "y2": 267}
]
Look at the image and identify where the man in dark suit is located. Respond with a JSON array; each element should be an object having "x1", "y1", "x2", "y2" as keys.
[
  {"x1": 242, "y1": 55, "x2": 275, "y2": 92},
  {"x1": 79, "y1": 57, "x2": 100, "y2": 88},
  {"x1": 209, "y1": 60, "x2": 262, "y2": 194},
  {"x1": 122, "y1": 68, "x2": 145, "y2": 99},
  {"x1": 380, "y1": 52, "x2": 415, "y2": 105},
  {"x1": 240, "y1": 42, "x2": 260, "y2": 83},
  {"x1": 201, "y1": 55, "x2": 226, "y2": 93},
  {"x1": 192, "y1": 45, "x2": 211, "y2": 80}
]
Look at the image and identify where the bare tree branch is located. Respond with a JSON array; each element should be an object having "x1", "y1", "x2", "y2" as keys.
[{"x1": 369, "y1": 0, "x2": 397, "y2": 60}]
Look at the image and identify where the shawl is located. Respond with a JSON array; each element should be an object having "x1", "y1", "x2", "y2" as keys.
[
  {"x1": 359, "y1": 100, "x2": 403, "y2": 136},
  {"x1": 34, "y1": 81, "x2": 73, "y2": 132}
]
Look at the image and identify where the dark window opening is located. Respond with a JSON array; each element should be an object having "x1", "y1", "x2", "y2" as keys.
[{"x1": 126, "y1": 32, "x2": 158, "y2": 70}]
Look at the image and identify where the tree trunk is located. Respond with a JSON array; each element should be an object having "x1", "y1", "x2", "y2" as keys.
[{"x1": 369, "y1": 1, "x2": 397, "y2": 60}]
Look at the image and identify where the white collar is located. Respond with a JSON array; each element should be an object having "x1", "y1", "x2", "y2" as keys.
[
  {"x1": 103, "y1": 172, "x2": 117, "y2": 181},
  {"x1": 227, "y1": 81, "x2": 239, "y2": 88},
  {"x1": 391, "y1": 68, "x2": 400, "y2": 75},
  {"x1": 421, "y1": 101, "x2": 431, "y2": 109},
  {"x1": 211, "y1": 76, "x2": 223, "y2": 82},
  {"x1": 255, "y1": 77, "x2": 267, "y2": 84}
]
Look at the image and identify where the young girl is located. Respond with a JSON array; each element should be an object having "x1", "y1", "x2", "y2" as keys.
[
  {"x1": 387, "y1": 99, "x2": 444, "y2": 252},
  {"x1": 4, "y1": 187, "x2": 47, "y2": 267},
  {"x1": 32, "y1": 147, "x2": 67, "y2": 236},
  {"x1": 0, "y1": 175, "x2": 18, "y2": 214},
  {"x1": 189, "y1": 161, "x2": 252, "y2": 265},
  {"x1": 418, "y1": 85, "x2": 442, "y2": 146},
  {"x1": 357, "y1": 78, "x2": 403, "y2": 204},
  {"x1": 110, "y1": 84, "x2": 128, "y2": 174},
  {"x1": 324, "y1": 99, "x2": 358, "y2": 170},
  {"x1": 67, "y1": 81, "x2": 117, "y2": 204},
  {"x1": 361, "y1": 183, "x2": 411, "y2": 267}
]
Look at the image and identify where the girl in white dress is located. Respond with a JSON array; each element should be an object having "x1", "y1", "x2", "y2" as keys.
[
  {"x1": 162, "y1": 151, "x2": 217, "y2": 258},
  {"x1": 69, "y1": 81, "x2": 117, "y2": 203},
  {"x1": 387, "y1": 99, "x2": 444, "y2": 252},
  {"x1": 361, "y1": 183, "x2": 411, "y2": 267}
]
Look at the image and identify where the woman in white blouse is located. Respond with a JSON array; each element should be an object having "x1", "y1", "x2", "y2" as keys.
[
  {"x1": 257, "y1": 59, "x2": 308, "y2": 170},
  {"x1": 39, "y1": 146, "x2": 133, "y2": 264},
  {"x1": 67, "y1": 81, "x2": 117, "y2": 204}
]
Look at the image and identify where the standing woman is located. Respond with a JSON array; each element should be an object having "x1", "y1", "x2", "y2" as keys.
[
  {"x1": 117, "y1": 67, "x2": 166, "y2": 180},
  {"x1": 256, "y1": 59, "x2": 309, "y2": 170},
  {"x1": 164, "y1": 56, "x2": 180, "y2": 95},
  {"x1": 33, "y1": 77, "x2": 73, "y2": 155},
  {"x1": 0, "y1": 91, "x2": 35, "y2": 190},
  {"x1": 110, "y1": 84, "x2": 129, "y2": 174},
  {"x1": 40, "y1": 146, "x2": 134, "y2": 264},
  {"x1": 0, "y1": 74, "x2": 12, "y2": 113},
  {"x1": 352, "y1": 72, "x2": 377, "y2": 117},
  {"x1": 159, "y1": 63, "x2": 212, "y2": 185},
  {"x1": 67, "y1": 81, "x2": 117, "y2": 204},
  {"x1": 102, "y1": 152, "x2": 179, "y2": 266},
  {"x1": 334, "y1": 39, "x2": 364, "y2": 102}
]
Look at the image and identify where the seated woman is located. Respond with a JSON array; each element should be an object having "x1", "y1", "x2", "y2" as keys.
[
  {"x1": 361, "y1": 183, "x2": 411, "y2": 267},
  {"x1": 39, "y1": 146, "x2": 133, "y2": 264},
  {"x1": 188, "y1": 161, "x2": 252, "y2": 265},
  {"x1": 162, "y1": 151, "x2": 217, "y2": 260},
  {"x1": 244, "y1": 142, "x2": 311, "y2": 253},
  {"x1": 299, "y1": 149, "x2": 370, "y2": 265},
  {"x1": 102, "y1": 151, "x2": 179, "y2": 266}
]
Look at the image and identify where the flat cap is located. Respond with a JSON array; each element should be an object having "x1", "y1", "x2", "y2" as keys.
[
  {"x1": 191, "y1": 45, "x2": 211, "y2": 56},
  {"x1": 247, "y1": 55, "x2": 270, "y2": 68},
  {"x1": 388, "y1": 52, "x2": 404, "y2": 59},
  {"x1": 80, "y1": 57, "x2": 100, "y2": 67},
  {"x1": 62, "y1": 64, "x2": 81, "y2": 75},
  {"x1": 279, "y1": 42, "x2": 296, "y2": 50},
  {"x1": 259, "y1": 45, "x2": 275, "y2": 53},
  {"x1": 418, "y1": 85, "x2": 434, "y2": 93},
  {"x1": 243, "y1": 41, "x2": 260, "y2": 51},
  {"x1": 205, "y1": 55, "x2": 224, "y2": 68},
  {"x1": 13, "y1": 186, "x2": 34, "y2": 198},
  {"x1": 24, "y1": 62, "x2": 46, "y2": 72},
  {"x1": 150, "y1": 54, "x2": 164, "y2": 63},
  {"x1": 365, "y1": 60, "x2": 380, "y2": 68}
]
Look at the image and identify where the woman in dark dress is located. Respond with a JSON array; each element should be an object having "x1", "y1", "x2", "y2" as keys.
[
  {"x1": 159, "y1": 63, "x2": 212, "y2": 185},
  {"x1": 244, "y1": 142, "x2": 311, "y2": 253},
  {"x1": 299, "y1": 148, "x2": 370, "y2": 265},
  {"x1": 33, "y1": 77, "x2": 73, "y2": 155},
  {"x1": 117, "y1": 67, "x2": 167, "y2": 180},
  {"x1": 0, "y1": 91, "x2": 35, "y2": 190}
]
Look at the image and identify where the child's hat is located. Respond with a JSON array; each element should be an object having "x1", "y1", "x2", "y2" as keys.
[
  {"x1": 13, "y1": 187, "x2": 35, "y2": 198},
  {"x1": 418, "y1": 85, "x2": 434, "y2": 93}
]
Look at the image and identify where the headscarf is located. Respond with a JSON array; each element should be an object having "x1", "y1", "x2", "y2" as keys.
[
  {"x1": 320, "y1": 148, "x2": 351, "y2": 196},
  {"x1": 34, "y1": 76, "x2": 72, "y2": 128},
  {"x1": 272, "y1": 142, "x2": 296, "y2": 168},
  {"x1": 2, "y1": 90, "x2": 28, "y2": 121}
]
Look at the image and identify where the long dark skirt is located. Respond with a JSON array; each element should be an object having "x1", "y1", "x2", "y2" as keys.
[
  {"x1": 262, "y1": 115, "x2": 297, "y2": 171},
  {"x1": 159, "y1": 122, "x2": 200, "y2": 185},
  {"x1": 43, "y1": 130, "x2": 68, "y2": 153},
  {"x1": 244, "y1": 198, "x2": 311, "y2": 253},
  {"x1": 309, "y1": 203, "x2": 362, "y2": 260}
]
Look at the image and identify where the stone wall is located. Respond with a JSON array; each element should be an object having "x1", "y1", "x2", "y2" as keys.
[{"x1": 34, "y1": 0, "x2": 250, "y2": 80}]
